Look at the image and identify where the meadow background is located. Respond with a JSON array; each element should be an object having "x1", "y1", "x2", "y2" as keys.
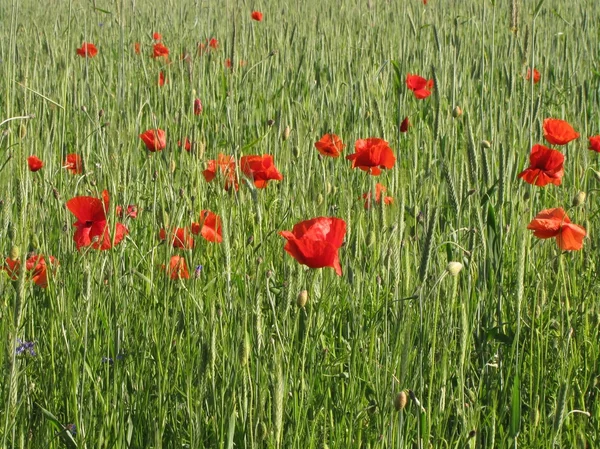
[{"x1": 1, "y1": 0, "x2": 599, "y2": 447}]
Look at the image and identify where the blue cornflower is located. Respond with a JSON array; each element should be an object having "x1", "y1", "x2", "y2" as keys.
[
  {"x1": 15, "y1": 339, "x2": 36, "y2": 357},
  {"x1": 194, "y1": 265, "x2": 203, "y2": 278}
]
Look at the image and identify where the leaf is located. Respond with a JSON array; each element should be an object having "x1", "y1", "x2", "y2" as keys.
[
  {"x1": 93, "y1": 6, "x2": 112, "y2": 14},
  {"x1": 510, "y1": 374, "x2": 521, "y2": 438},
  {"x1": 533, "y1": 0, "x2": 546, "y2": 17}
]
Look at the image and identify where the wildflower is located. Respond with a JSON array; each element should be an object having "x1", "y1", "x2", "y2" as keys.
[
  {"x1": 76, "y1": 42, "x2": 98, "y2": 58},
  {"x1": 66, "y1": 190, "x2": 129, "y2": 250},
  {"x1": 152, "y1": 43, "x2": 169, "y2": 59},
  {"x1": 526, "y1": 68, "x2": 541, "y2": 84},
  {"x1": 15, "y1": 339, "x2": 36, "y2": 356},
  {"x1": 208, "y1": 38, "x2": 219, "y2": 49},
  {"x1": 314, "y1": 134, "x2": 345, "y2": 158},
  {"x1": 163, "y1": 255, "x2": 190, "y2": 280},
  {"x1": 3, "y1": 255, "x2": 20, "y2": 280},
  {"x1": 240, "y1": 154, "x2": 284, "y2": 188},
  {"x1": 400, "y1": 117, "x2": 410, "y2": 133},
  {"x1": 406, "y1": 73, "x2": 434, "y2": 99},
  {"x1": 194, "y1": 98, "x2": 203, "y2": 115},
  {"x1": 159, "y1": 227, "x2": 194, "y2": 249},
  {"x1": 177, "y1": 138, "x2": 192, "y2": 151},
  {"x1": 139, "y1": 129, "x2": 166, "y2": 152},
  {"x1": 251, "y1": 11, "x2": 263, "y2": 21},
  {"x1": 517, "y1": 144, "x2": 564, "y2": 187},
  {"x1": 26, "y1": 254, "x2": 59, "y2": 288},
  {"x1": 64, "y1": 154, "x2": 83, "y2": 174},
  {"x1": 116, "y1": 205, "x2": 138, "y2": 219},
  {"x1": 202, "y1": 154, "x2": 238, "y2": 191},
  {"x1": 194, "y1": 265, "x2": 203, "y2": 278},
  {"x1": 158, "y1": 71, "x2": 165, "y2": 87},
  {"x1": 134, "y1": 42, "x2": 141, "y2": 54},
  {"x1": 527, "y1": 208, "x2": 586, "y2": 251},
  {"x1": 153, "y1": 32, "x2": 162, "y2": 41},
  {"x1": 588, "y1": 135, "x2": 600, "y2": 153},
  {"x1": 363, "y1": 183, "x2": 394, "y2": 209},
  {"x1": 346, "y1": 138, "x2": 396, "y2": 175},
  {"x1": 543, "y1": 118, "x2": 579, "y2": 146},
  {"x1": 279, "y1": 217, "x2": 346, "y2": 276},
  {"x1": 225, "y1": 58, "x2": 232, "y2": 69},
  {"x1": 27, "y1": 155, "x2": 43, "y2": 172},
  {"x1": 192, "y1": 210, "x2": 223, "y2": 243}
]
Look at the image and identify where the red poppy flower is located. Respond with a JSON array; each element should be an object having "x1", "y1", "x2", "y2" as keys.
[
  {"x1": 66, "y1": 190, "x2": 129, "y2": 251},
  {"x1": 346, "y1": 138, "x2": 396, "y2": 175},
  {"x1": 159, "y1": 227, "x2": 194, "y2": 249},
  {"x1": 400, "y1": 117, "x2": 410, "y2": 133},
  {"x1": 208, "y1": 38, "x2": 219, "y2": 49},
  {"x1": 27, "y1": 155, "x2": 43, "y2": 172},
  {"x1": 26, "y1": 254, "x2": 58, "y2": 288},
  {"x1": 543, "y1": 118, "x2": 580, "y2": 146},
  {"x1": 153, "y1": 32, "x2": 162, "y2": 42},
  {"x1": 240, "y1": 155, "x2": 283, "y2": 188},
  {"x1": 64, "y1": 154, "x2": 83, "y2": 174},
  {"x1": 363, "y1": 183, "x2": 394, "y2": 209},
  {"x1": 139, "y1": 129, "x2": 166, "y2": 152},
  {"x1": 279, "y1": 217, "x2": 346, "y2": 276},
  {"x1": 152, "y1": 43, "x2": 169, "y2": 59},
  {"x1": 315, "y1": 134, "x2": 345, "y2": 158},
  {"x1": 202, "y1": 154, "x2": 238, "y2": 191},
  {"x1": 134, "y1": 42, "x2": 141, "y2": 54},
  {"x1": 517, "y1": 144, "x2": 564, "y2": 187},
  {"x1": 178, "y1": 138, "x2": 192, "y2": 151},
  {"x1": 526, "y1": 68, "x2": 540, "y2": 84},
  {"x1": 3, "y1": 257, "x2": 20, "y2": 280},
  {"x1": 527, "y1": 208, "x2": 586, "y2": 251},
  {"x1": 76, "y1": 42, "x2": 98, "y2": 58},
  {"x1": 163, "y1": 255, "x2": 190, "y2": 280},
  {"x1": 191, "y1": 210, "x2": 223, "y2": 243},
  {"x1": 158, "y1": 71, "x2": 166, "y2": 86},
  {"x1": 251, "y1": 11, "x2": 263, "y2": 21},
  {"x1": 406, "y1": 73, "x2": 434, "y2": 99},
  {"x1": 194, "y1": 98, "x2": 203, "y2": 115},
  {"x1": 225, "y1": 58, "x2": 232, "y2": 69},
  {"x1": 116, "y1": 205, "x2": 138, "y2": 219},
  {"x1": 588, "y1": 135, "x2": 600, "y2": 153}
]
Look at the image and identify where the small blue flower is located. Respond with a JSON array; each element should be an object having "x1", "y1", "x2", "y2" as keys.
[
  {"x1": 194, "y1": 265, "x2": 203, "y2": 278},
  {"x1": 65, "y1": 423, "x2": 77, "y2": 436},
  {"x1": 15, "y1": 339, "x2": 36, "y2": 357},
  {"x1": 101, "y1": 356, "x2": 114, "y2": 365}
]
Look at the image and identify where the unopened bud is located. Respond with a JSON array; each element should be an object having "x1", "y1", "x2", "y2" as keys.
[
  {"x1": 19, "y1": 124, "x2": 27, "y2": 139},
  {"x1": 452, "y1": 105, "x2": 463, "y2": 118},
  {"x1": 9, "y1": 245, "x2": 20, "y2": 260},
  {"x1": 572, "y1": 191, "x2": 586, "y2": 207},
  {"x1": 282, "y1": 126, "x2": 291, "y2": 141},
  {"x1": 98, "y1": 109, "x2": 104, "y2": 118},
  {"x1": 297, "y1": 290, "x2": 308, "y2": 308},
  {"x1": 480, "y1": 140, "x2": 491, "y2": 149},
  {"x1": 394, "y1": 391, "x2": 408, "y2": 411}
]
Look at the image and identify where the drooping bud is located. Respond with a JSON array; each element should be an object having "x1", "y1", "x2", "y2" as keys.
[
  {"x1": 394, "y1": 391, "x2": 408, "y2": 411},
  {"x1": 452, "y1": 106, "x2": 463, "y2": 118},
  {"x1": 480, "y1": 140, "x2": 491, "y2": 149},
  {"x1": 572, "y1": 191, "x2": 586, "y2": 207}
]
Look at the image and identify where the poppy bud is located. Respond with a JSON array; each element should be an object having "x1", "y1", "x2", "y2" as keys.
[
  {"x1": 446, "y1": 261, "x2": 463, "y2": 276},
  {"x1": 572, "y1": 191, "x2": 586, "y2": 207},
  {"x1": 239, "y1": 332, "x2": 250, "y2": 366},
  {"x1": 394, "y1": 391, "x2": 408, "y2": 411},
  {"x1": 452, "y1": 106, "x2": 462, "y2": 118},
  {"x1": 9, "y1": 245, "x2": 20, "y2": 260},
  {"x1": 282, "y1": 126, "x2": 291, "y2": 141},
  {"x1": 480, "y1": 140, "x2": 491, "y2": 149},
  {"x1": 170, "y1": 160, "x2": 176, "y2": 173},
  {"x1": 19, "y1": 123, "x2": 27, "y2": 139},
  {"x1": 317, "y1": 193, "x2": 324, "y2": 205},
  {"x1": 196, "y1": 141, "x2": 206, "y2": 159},
  {"x1": 31, "y1": 233, "x2": 40, "y2": 249},
  {"x1": 99, "y1": 109, "x2": 104, "y2": 118},
  {"x1": 267, "y1": 119, "x2": 275, "y2": 127},
  {"x1": 297, "y1": 289, "x2": 308, "y2": 308}
]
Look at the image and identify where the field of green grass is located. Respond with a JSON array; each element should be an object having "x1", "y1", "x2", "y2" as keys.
[{"x1": 1, "y1": 0, "x2": 599, "y2": 447}]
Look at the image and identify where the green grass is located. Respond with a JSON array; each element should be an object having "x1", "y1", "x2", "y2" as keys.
[{"x1": 1, "y1": 0, "x2": 600, "y2": 447}]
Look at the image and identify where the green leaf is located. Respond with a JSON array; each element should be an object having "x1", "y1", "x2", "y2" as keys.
[{"x1": 510, "y1": 374, "x2": 521, "y2": 438}]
